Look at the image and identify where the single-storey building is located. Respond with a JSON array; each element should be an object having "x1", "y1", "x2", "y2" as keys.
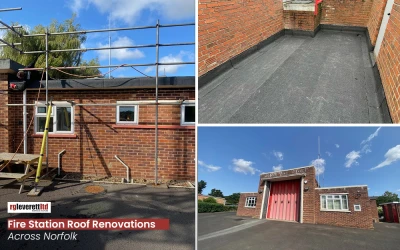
[
  {"x1": 380, "y1": 202, "x2": 400, "y2": 223},
  {"x1": 0, "y1": 59, "x2": 195, "y2": 182},
  {"x1": 237, "y1": 166, "x2": 377, "y2": 229}
]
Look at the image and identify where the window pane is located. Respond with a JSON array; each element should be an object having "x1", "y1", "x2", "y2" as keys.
[
  {"x1": 37, "y1": 117, "x2": 53, "y2": 132},
  {"x1": 119, "y1": 106, "x2": 135, "y2": 122},
  {"x1": 57, "y1": 107, "x2": 72, "y2": 131},
  {"x1": 184, "y1": 105, "x2": 195, "y2": 123},
  {"x1": 321, "y1": 196, "x2": 326, "y2": 209},
  {"x1": 334, "y1": 195, "x2": 340, "y2": 199},
  {"x1": 327, "y1": 200, "x2": 333, "y2": 209},
  {"x1": 342, "y1": 200, "x2": 348, "y2": 210},
  {"x1": 334, "y1": 200, "x2": 341, "y2": 210},
  {"x1": 37, "y1": 107, "x2": 47, "y2": 113}
]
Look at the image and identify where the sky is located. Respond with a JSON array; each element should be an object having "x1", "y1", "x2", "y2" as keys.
[
  {"x1": 198, "y1": 126, "x2": 400, "y2": 197},
  {"x1": 0, "y1": 0, "x2": 195, "y2": 77}
]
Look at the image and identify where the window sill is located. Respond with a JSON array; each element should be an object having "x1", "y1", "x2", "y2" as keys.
[
  {"x1": 32, "y1": 134, "x2": 77, "y2": 139},
  {"x1": 112, "y1": 125, "x2": 195, "y2": 130},
  {"x1": 244, "y1": 206, "x2": 256, "y2": 209},
  {"x1": 320, "y1": 209, "x2": 351, "y2": 213}
]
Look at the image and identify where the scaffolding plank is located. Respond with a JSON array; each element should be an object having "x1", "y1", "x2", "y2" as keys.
[
  {"x1": 0, "y1": 153, "x2": 40, "y2": 163},
  {"x1": 0, "y1": 173, "x2": 25, "y2": 179}
]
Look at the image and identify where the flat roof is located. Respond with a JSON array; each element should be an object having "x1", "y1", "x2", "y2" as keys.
[
  {"x1": 199, "y1": 30, "x2": 391, "y2": 123},
  {"x1": 0, "y1": 59, "x2": 25, "y2": 74},
  {"x1": 316, "y1": 185, "x2": 368, "y2": 189},
  {"x1": 379, "y1": 202, "x2": 400, "y2": 205},
  {"x1": 10, "y1": 76, "x2": 195, "y2": 90}
]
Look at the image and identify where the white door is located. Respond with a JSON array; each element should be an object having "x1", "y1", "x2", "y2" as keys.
[{"x1": 374, "y1": 0, "x2": 394, "y2": 57}]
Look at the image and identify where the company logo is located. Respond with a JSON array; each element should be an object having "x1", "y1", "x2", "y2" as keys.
[{"x1": 8, "y1": 202, "x2": 51, "y2": 213}]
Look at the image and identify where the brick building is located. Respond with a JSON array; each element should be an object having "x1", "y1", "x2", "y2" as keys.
[
  {"x1": 0, "y1": 59, "x2": 195, "y2": 182},
  {"x1": 237, "y1": 166, "x2": 377, "y2": 229}
]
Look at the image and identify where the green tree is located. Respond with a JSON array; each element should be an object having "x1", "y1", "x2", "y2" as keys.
[
  {"x1": 225, "y1": 193, "x2": 240, "y2": 205},
  {"x1": 198, "y1": 180, "x2": 207, "y2": 194},
  {"x1": 209, "y1": 188, "x2": 224, "y2": 198},
  {"x1": 376, "y1": 191, "x2": 399, "y2": 206},
  {"x1": 0, "y1": 15, "x2": 101, "y2": 79}
]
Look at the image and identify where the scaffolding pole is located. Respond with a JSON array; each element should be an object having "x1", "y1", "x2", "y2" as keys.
[
  {"x1": 22, "y1": 23, "x2": 194, "y2": 37},
  {"x1": 7, "y1": 100, "x2": 185, "y2": 107},
  {"x1": 22, "y1": 42, "x2": 194, "y2": 55},
  {"x1": 45, "y1": 29, "x2": 49, "y2": 174},
  {"x1": 0, "y1": 20, "x2": 22, "y2": 37},
  {"x1": 0, "y1": 42, "x2": 21, "y2": 47},
  {"x1": 0, "y1": 7, "x2": 22, "y2": 12},
  {"x1": 18, "y1": 61, "x2": 194, "y2": 71},
  {"x1": 155, "y1": 19, "x2": 160, "y2": 185},
  {"x1": 0, "y1": 38, "x2": 23, "y2": 53},
  {"x1": 0, "y1": 25, "x2": 22, "y2": 30}
]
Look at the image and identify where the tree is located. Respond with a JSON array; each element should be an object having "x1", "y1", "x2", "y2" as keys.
[
  {"x1": 376, "y1": 191, "x2": 400, "y2": 206},
  {"x1": 225, "y1": 193, "x2": 240, "y2": 205},
  {"x1": 0, "y1": 15, "x2": 101, "y2": 79},
  {"x1": 209, "y1": 188, "x2": 224, "y2": 198},
  {"x1": 198, "y1": 180, "x2": 207, "y2": 194}
]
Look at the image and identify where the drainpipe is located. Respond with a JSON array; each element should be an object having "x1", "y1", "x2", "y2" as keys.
[
  {"x1": 23, "y1": 89, "x2": 27, "y2": 154},
  {"x1": 58, "y1": 149, "x2": 66, "y2": 176},
  {"x1": 114, "y1": 155, "x2": 130, "y2": 183}
]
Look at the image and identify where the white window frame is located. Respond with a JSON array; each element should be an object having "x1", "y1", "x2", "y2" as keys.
[
  {"x1": 320, "y1": 193, "x2": 349, "y2": 212},
  {"x1": 116, "y1": 101, "x2": 139, "y2": 125},
  {"x1": 354, "y1": 204, "x2": 361, "y2": 211},
  {"x1": 245, "y1": 196, "x2": 257, "y2": 208},
  {"x1": 181, "y1": 101, "x2": 195, "y2": 126},
  {"x1": 34, "y1": 101, "x2": 74, "y2": 134}
]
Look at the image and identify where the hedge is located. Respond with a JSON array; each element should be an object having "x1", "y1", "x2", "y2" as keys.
[
  {"x1": 198, "y1": 202, "x2": 238, "y2": 213},
  {"x1": 198, "y1": 202, "x2": 225, "y2": 213}
]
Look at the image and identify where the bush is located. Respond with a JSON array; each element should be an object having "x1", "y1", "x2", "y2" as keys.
[
  {"x1": 203, "y1": 197, "x2": 217, "y2": 203},
  {"x1": 198, "y1": 202, "x2": 225, "y2": 213}
]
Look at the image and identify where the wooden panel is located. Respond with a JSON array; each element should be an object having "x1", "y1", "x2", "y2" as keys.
[
  {"x1": 0, "y1": 173, "x2": 26, "y2": 179},
  {"x1": 0, "y1": 153, "x2": 40, "y2": 163}
]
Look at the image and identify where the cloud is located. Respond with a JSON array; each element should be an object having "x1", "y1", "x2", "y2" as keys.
[
  {"x1": 70, "y1": 0, "x2": 195, "y2": 25},
  {"x1": 232, "y1": 158, "x2": 260, "y2": 175},
  {"x1": 361, "y1": 144, "x2": 372, "y2": 154},
  {"x1": 335, "y1": 144, "x2": 340, "y2": 148},
  {"x1": 361, "y1": 127, "x2": 381, "y2": 145},
  {"x1": 198, "y1": 160, "x2": 221, "y2": 172},
  {"x1": 397, "y1": 189, "x2": 400, "y2": 192},
  {"x1": 272, "y1": 164, "x2": 283, "y2": 172},
  {"x1": 370, "y1": 145, "x2": 400, "y2": 170},
  {"x1": 272, "y1": 151, "x2": 284, "y2": 161},
  {"x1": 310, "y1": 158, "x2": 325, "y2": 176},
  {"x1": 345, "y1": 151, "x2": 361, "y2": 168},
  {"x1": 97, "y1": 36, "x2": 145, "y2": 61},
  {"x1": 145, "y1": 51, "x2": 194, "y2": 75},
  {"x1": 325, "y1": 151, "x2": 332, "y2": 157}
]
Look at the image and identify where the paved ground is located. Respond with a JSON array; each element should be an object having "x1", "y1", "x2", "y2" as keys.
[
  {"x1": 199, "y1": 30, "x2": 389, "y2": 123},
  {"x1": 0, "y1": 179, "x2": 195, "y2": 250},
  {"x1": 199, "y1": 212, "x2": 400, "y2": 250}
]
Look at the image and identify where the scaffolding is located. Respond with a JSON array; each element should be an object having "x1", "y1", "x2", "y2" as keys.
[{"x1": 0, "y1": 7, "x2": 195, "y2": 188}]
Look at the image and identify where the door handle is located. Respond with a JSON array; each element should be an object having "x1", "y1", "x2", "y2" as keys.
[
  {"x1": 288, "y1": 201, "x2": 290, "y2": 203},
  {"x1": 281, "y1": 201, "x2": 283, "y2": 203}
]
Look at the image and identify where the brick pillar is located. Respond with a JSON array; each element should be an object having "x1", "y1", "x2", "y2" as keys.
[{"x1": 0, "y1": 73, "x2": 10, "y2": 152}]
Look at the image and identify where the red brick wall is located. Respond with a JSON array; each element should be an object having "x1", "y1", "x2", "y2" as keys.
[
  {"x1": 237, "y1": 192, "x2": 262, "y2": 217},
  {"x1": 367, "y1": 0, "x2": 388, "y2": 46},
  {"x1": 0, "y1": 74, "x2": 10, "y2": 153},
  {"x1": 376, "y1": 0, "x2": 400, "y2": 123},
  {"x1": 6, "y1": 88, "x2": 195, "y2": 181},
  {"x1": 320, "y1": 0, "x2": 374, "y2": 27},
  {"x1": 301, "y1": 167, "x2": 317, "y2": 224},
  {"x1": 198, "y1": 0, "x2": 284, "y2": 76},
  {"x1": 315, "y1": 186, "x2": 373, "y2": 229},
  {"x1": 283, "y1": 10, "x2": 318, "y2": 31},
  {"x1": 369, "y1": 199, "x2": 379, "y2": 223}
]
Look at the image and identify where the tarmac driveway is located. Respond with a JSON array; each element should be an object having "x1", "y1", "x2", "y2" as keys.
[
  {"x1": 199, "y1": 212, "x2": 400, "y2": 250},
  {"x1": 0, "y1": 180, "x2": 195, "y2": 250}
]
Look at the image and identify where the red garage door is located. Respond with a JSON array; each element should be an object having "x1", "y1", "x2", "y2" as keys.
[{"x1": 267, "y1": 180, "x2": 300, "y2": 222}]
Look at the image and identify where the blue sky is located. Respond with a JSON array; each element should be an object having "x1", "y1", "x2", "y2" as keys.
[
  {"x1": 0, "y1": 0, "x2": 195, "y2": 77},
  {"x1": 198, "y1": 126, "x2": 400, "y2": 197}
]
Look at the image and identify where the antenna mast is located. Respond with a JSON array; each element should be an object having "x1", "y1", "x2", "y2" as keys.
[
  {"x1": 318, "y1": 136, "x2": 320, "y2": 186},
  {"x1": 108, "y1": 18, "x2": 111, "y2": 79}
]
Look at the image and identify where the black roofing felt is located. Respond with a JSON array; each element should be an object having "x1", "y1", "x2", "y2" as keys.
[
  {"x1": 199, "y1": 29, "x2": 391, "y2": 123},
  {"x1": 0, "y1": 59, "x2": 25, "y2": 73},
  {"x1": 11, "y1": 76, "x2": 195, "y2": 90}
]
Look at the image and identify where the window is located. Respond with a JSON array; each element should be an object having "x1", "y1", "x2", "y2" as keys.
[
  {"x1": 245, "y1": 197, "x2": 257, "y2": 208},
  {"x1": 354, "y1": 204, "x2": 361, "y2": 211},
  {"x1": 116, "y1": 101, "x2": 138, "y2": 124},
  {"x1": 181, "y1": 101, "x2": 195, "y2": 125},
  {"x1": 35, "y1": 101, "x2": 74, "y2": 134},
  {"x1": 320, "y1": 194, "x2": 349, "y2": 211}
]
